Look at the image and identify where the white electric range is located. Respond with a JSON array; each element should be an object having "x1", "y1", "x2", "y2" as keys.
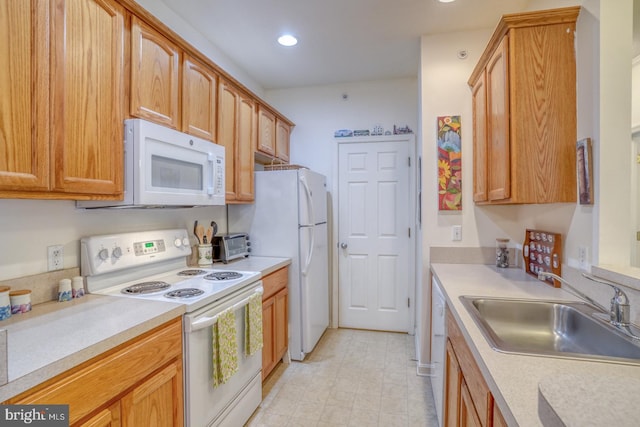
[{"x1": 81, "y1": 229, "x2": 263, "y2": 427}]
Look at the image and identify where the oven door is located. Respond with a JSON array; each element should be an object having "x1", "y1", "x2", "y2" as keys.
[
  {"x1": 132, "y1": 119, "x2": 225, "y2": 206},
  {"x1": 183, "y1": 281, "x2": 263, "y2": 427}
]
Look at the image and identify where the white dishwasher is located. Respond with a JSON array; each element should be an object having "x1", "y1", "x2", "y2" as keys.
[{"x1": 430, "y1": 276, "x2": 446, "y2": 426}]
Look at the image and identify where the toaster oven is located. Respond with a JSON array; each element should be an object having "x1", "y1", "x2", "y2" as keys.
[{"x1": 213, "y1": 233, "x2": 250, "y2": 263}]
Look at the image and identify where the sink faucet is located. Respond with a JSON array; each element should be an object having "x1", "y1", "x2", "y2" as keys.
[{"x1": 537, "y1": 271, "x2": 631, "y2": 326}]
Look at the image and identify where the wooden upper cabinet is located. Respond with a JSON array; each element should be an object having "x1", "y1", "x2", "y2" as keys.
[
  {"x1": 471, "y1": 72, "x2": 487, "y2": 202},
  {"x1": 485, "y1": 36, "x2": 510, "y2": 202},
  {"x1": 51, "y1": 0, "x2": 125, "y2": 196},
  {"x1": 468, "y1": 7, "x2": 579, "y2": 204},
  {"x1": 0, "y1": 0, "x2": 49, "y2": 192},
  {"x1": 257, "y1": 106, "x2": 276, "y2": 157},
  {"x1": 182, "y1": 54, "x2": 217, "y2": 141},
  {"x1": 217, "y1": 79, "x2": 255, "y2": 203},
  {"x1": 236, "y1": 92, "x2": 256, "y2": 202},
  {"x1": 131, "y1": 16, "x2": 180, "y2": 129},
  {"x1": 217, "y1": 79, "x2": 239, "y2": 200},
  {"x1": 275, "y1": 119, "x2": 291, "y2": 163}
]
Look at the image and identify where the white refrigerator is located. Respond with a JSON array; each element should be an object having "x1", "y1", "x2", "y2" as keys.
[{"x1": 248, "y1": 169, "x2": 329, "y2": 361}]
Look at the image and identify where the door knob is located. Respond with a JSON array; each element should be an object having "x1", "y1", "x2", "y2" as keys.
[{"x1": 340, "y1": 242, "x2": 348, "y2": 249}]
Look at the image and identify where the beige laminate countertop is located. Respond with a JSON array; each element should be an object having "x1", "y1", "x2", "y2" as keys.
[
  {"x1": 0, "y1": 295, "x2": 184, "y2": 402},
  {"x1": 0, "y1": 256, "x2": 290, "y2": 403},
  {"x1": 212, "y1": 256, "x2": 291, "y2": 277},
  {"x1": 431, "y1": 263, "x2": 640, "y2": 427}
]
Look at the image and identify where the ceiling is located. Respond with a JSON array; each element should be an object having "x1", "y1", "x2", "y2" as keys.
[{"x1": 160, "y1": 0, "x2": 530, "y2": 90}]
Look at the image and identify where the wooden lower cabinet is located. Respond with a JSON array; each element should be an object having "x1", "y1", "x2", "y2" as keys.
[
  {"x1": 7, "y1": 318, "x2": 183, "y2": 427},
  {"x1": 78, "y1": 403, "x2": 121, "y2": 427},
  {"x1": 261, "y1": 266, "x2": 289, "y2": 380},
  {"x1": 445, "y1": 308, "x2": 507, "y2": 427}
]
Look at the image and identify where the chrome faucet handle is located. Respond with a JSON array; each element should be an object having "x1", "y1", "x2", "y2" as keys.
[{"x1": 581, "y1": 272, "x2": 631, "y2": 326}]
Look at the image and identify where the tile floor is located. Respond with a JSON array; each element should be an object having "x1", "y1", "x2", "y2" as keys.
[{"x1": 246, "y1": 328, "x2": 439, "y2": 426}]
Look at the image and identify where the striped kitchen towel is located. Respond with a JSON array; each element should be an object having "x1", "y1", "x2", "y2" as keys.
[
  {"x1": 245, "y1": 292, "x2": 263, "y2": 356},
  {"x1": 212, "y1": 307, "x2": 238, "y2": 386}
]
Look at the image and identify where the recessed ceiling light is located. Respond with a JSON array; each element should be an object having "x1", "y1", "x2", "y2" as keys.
[
  {"x1": 438, "y1": 0, "x2": 456, "y2": 3},
  {"x1": 278, "y1": 34, "x2": 298, "y2": 47}
]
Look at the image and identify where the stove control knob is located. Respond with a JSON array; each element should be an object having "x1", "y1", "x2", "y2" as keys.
[
  {"x1": 182, "y1": 237, "x2": 190, "y2": 247},
  {"x1": 98, "y1": 248, "x2": 109, "y2": 261},
  {"x1": 174, "y1": 238, "x2": 183, "y2": 248},
  {"x1": 112, "y1": 246, "x2": 123, "y2": 259}
]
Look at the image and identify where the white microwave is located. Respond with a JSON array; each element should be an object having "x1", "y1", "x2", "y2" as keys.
[{"x1": 78, "y1": 119, "x2": 225, "y2": 208}]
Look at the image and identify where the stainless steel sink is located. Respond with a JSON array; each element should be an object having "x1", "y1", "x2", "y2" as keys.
[{"x1": 459, "y1": 296, "x2": 640, "y2": 365}]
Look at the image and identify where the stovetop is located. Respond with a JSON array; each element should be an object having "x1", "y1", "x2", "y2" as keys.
[
  {"x1": 91, "y1": 267, "x2": 261, "y2": 312},
  {"x1": 80, "y1": 229, "x2": 261, "y2": 313}
]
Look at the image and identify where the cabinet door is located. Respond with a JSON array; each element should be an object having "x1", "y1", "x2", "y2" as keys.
[
  {"x1": 486, "y1": 36, "x2": 510, "y2": 201},
  {"x1": 121, "y1": 359, "x2": 184, "y2": 427},
  {"x1": 0, "y1": 0, "x2": 49, "y2": 192},
  {"x1": 79, "y1": 403, "x2": 121, "y2": 427},
  {"x1": 444, "y1": 340, "x2": 461, "y2": 427},
  {"x1": 235, "y1": 92, "x2": 256, "y2": 202},
  {"x1": 262, "y1": 296, "x2": 276, "y2": 380},
  {"x1": 131, "y1": 16, "x2": 180, "y2": 129},
  {"x1": 460, "y1": 379, "x2": 482, "y2": 427},
  {"x1": 493, "y1": 400, "x2": 508, "y2": 427},
  {"x1": 217, "y1": 79, "x2": 239, "y2": 201},
  {"x1": 257, "y1": 107, "x2": 276, "y2": 156},
  {"x1": 471, "y1": 72, "x2": 487, "y2": 202},
  {"x1": 275, "y1": 119, "x2": 291, "y2": 163},
  {"x1": 274, "y1": 286, "x2": 289, "y2": 362},
  {"x1": 50, "y1": 0, "x2": 124, "y2": 196},
  {"x1": 182, "y1": 54, "x2": 217, "y2": 141}
]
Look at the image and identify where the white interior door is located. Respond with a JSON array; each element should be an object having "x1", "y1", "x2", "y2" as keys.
[{"x1": 338, "y1": 140, "x2": 411, "y2": 332}]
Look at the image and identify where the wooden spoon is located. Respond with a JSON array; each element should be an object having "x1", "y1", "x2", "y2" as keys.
[{"x1": 195, "y1": 224, "x2": 205, "y2": 245}]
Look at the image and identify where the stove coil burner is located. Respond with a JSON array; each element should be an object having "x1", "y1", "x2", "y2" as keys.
[
  {"x1": 177, "y1": 269, "x2": 207, "y2": 276},
  {"x1": 204, "y1": 271, "x2": 243, "y2": 281},
  {"x1": 165, "y1": 288, "x2": 204, "y2": 299},
  {"x1": 122, "y1": 281, "x2": 171, "y2": 295}
]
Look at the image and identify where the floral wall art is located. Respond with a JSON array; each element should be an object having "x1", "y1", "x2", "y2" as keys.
[{"x1": 437, "y1": 115, "x2": 462, "y2": 211}]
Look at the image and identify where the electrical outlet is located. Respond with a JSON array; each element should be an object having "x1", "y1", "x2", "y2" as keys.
[
  {"x1": 48, "y1": 245, "x2": 64, "y2": 271},
  {"x1": 451, "y1": 225, "x2": 462, "y2": 241},
  {"x1": 578, "y1": 246, "x2": 588, "y2": 270}
]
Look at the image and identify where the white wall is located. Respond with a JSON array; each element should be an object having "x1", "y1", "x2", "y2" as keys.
[
  {"x1": 0, "y1": 199, "x2": 228, "y2": 281},
  {"x1": 264, "y1": 78, "x2": 419, "y2": 190}
]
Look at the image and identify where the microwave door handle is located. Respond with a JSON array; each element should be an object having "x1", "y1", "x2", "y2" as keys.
[{"x1": 207, "y1": 153, "x2": 215, "y2": 196}]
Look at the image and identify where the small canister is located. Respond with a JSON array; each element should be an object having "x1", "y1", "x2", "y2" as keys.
[
  {"x1": 72, "y1": 276, "x2": 85, "y2": 298},
  {"x1": 0, "y1": 286, "x2": 11, "y2": 320},
  {"x1": 496, "y1": 238, "x2": 509, "y2": 268},
  {"x1": 197, "y1": 244, "x2": 213, "y2": 266},
  {"x1": 58, "y1": 279, "x2": 72, "y2": 302},
  {"x1": 10, "y1": 290, "x2": 31, "y2": 314}
]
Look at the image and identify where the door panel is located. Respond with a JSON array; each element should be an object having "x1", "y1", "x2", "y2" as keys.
[{"x1": 338, "y1": 140, "x2": 411, "y2": 332}]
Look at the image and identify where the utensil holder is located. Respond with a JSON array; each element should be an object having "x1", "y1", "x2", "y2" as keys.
[
  {"x1": 197, "y1": 244, "x2": 213, "y2": 266},
  {"x1": 58, "y1": 279, "x2": 72, "y2": 302}
]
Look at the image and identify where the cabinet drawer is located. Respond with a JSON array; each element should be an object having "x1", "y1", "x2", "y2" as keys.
[
  {"x1": 262, "y1": 267, "x2": 288, "y2": 301},
  {"x1": 9, "y1": 318, "x2": 182, "y2": 425}
]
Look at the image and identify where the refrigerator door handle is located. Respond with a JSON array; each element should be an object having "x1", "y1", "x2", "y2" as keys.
[
  {"x1": 300, "y1": 174, "x2": 316, "y2": 226},
  {"x1": 302, "y1": 225, "x2": 315, "y2": 276}
]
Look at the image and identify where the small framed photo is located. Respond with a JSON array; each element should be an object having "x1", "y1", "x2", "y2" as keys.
[{"x1": 576, "y1": 138, "x2": 594, "y2": 205}]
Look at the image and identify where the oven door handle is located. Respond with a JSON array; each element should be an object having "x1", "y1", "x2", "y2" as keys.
[{"x1": 186, "y1": 285, "x2": 263, "y2": 333}]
